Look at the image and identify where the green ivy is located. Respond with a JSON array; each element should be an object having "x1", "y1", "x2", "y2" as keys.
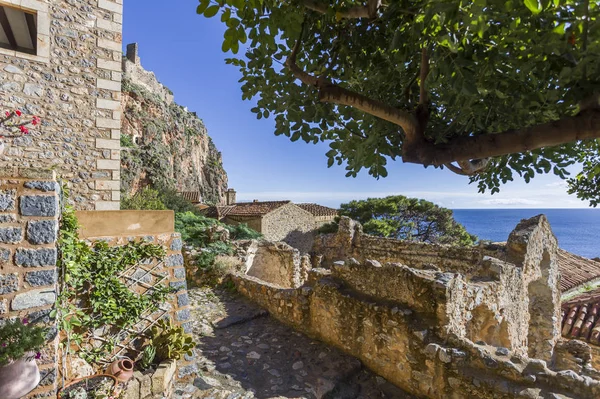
[{"x1": 55, "y1": 202, "x2": 172, "y2": 366}]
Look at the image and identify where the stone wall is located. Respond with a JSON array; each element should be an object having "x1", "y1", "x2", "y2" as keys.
[
  {"x1": 230, "y1": 215, "x2": 589, "y2": 398},
  {"x1": 122, "y1": 43, "x2": 174, "y2": 105},
  {"x1": 243, "y1": 240, "x2": 310, "y2": 288},
  {"x1": 0, "y1": 0, "x2": 123, "y2": 211},
  {"x1": 261, "y1": 203, "x2": 315, "y2": 253},
  {"x1": 72, "y1": 210, "x2": 197, "y2": 381},
  {"x1": 0, "y1": 168, "x2": 60, "y2": 398}
]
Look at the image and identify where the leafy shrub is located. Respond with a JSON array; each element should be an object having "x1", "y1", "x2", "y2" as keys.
[
  {"x1": 137, "y1": 345, "x2": 156, "y2": 371},
  {"x1": 120, "y1": 134, "x2": 134, "y2": 148},
  {"x1": 317, "y1": 221, "x2": 339, "y2": 235},
  {"x1": 121, "y1": 187, "x2": 167, "y2": 211},
  {"x1": 0, "y1": 318, "x2": 47, "y2": 367},
  {"x1": 227, "y1": 223, "x2": 261, "y2": 240},
  {"x1": 151, "y1": 319, "x2": 195, "y2": 362}
]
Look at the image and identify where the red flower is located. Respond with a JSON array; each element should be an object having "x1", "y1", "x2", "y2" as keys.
[
  {"x1": 35, "y1": 352, "x2": 41, "y2": 359},
  {"x1": 22, "y1": 318, "x2": 28, "y2": 325},
  {"x1": 15, "y1": 110, "x2": 21, "y2": 116},
  {"x1": 32, "y1": 116, "x2": 40, "y2": 126},
  {"x1": 19, "y1": 126, "x2": 28, "y2": 134},
  {"x1": 5, "y1": 111, "x2": 9, "y2": 117}
]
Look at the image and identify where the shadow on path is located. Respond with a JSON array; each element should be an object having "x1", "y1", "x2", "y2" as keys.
[{"x1": 175, "y1": 287, "x2": 415, "y2": 399}]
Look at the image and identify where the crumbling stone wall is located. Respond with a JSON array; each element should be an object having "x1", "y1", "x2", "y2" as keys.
[
  {"x1": 231, "y1": 215, "x2": 584, "y2": 398},
  {"x1": 0, "y1": 168, "x2": 60, "y2": 398},
  {"x1": 243, "y1": 240, "x2": 310, "y2": 288},
  {"x1": 122, "y1": 43, "x2": 174, "y2": 105},
  {"x1": 0, "y1": 0, "x2": 123, "y2": 210}
]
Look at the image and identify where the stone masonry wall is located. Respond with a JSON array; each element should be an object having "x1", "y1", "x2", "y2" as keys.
[
  {"x1": 0, "y1": 0, "x2": 123, "y2": 211},
  {"x1": 231, "y1": 215, "x2": 581, "y2": 398},
  {"x1": 243, "y1": 240, "x2": 310, "y2": 288},
  {"x1": 261, "y1": 203, "x2": 315, "y2": 254},
  {"x1": 0, "y1": 167, "x2": 60, "y2": 398}
]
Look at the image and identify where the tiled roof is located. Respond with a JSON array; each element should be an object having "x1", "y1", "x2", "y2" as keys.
[
  {"x1": 201, "y1": 201, "x2": 290, "y2": 219},
  {"x1": 562, "y1": 288, "x2": 600, "y2": 345},
  {"x1": 558, "y1": 249, "x2": 600, "y2": 293},
  {"x1": 227, "y1": 201, "x2": 290, "y2": 216},
  {"x1": 179, "y1": 191, "x2": 201, "y2": 203},
  {"x1": 297, "y1": 203, "x2": 338, "y2": 217}
]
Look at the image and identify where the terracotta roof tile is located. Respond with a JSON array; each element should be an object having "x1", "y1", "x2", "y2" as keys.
[
  {"x1": 558, "y1": 249, "x2": 600, "y2": 293},
  {"x1": 227, "y1": 201, "x2": 290, "y2": 216},
  {"x1": 179, "y1": 191, "x2": 201, "y2": 203},
  {"x1": 297, "y1": 203, "x2": 338, "y2": 217},
  {"x1": 562, "y1": 288, "x2": 600, "y2": 345},
  {"x1": 201, "y1": 201, "x2": 291, "y2": 218}
]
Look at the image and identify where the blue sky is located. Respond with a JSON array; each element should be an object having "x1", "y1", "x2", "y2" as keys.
[{"x1": 122, "y1": 1, "x2": 589, "y2": 209}]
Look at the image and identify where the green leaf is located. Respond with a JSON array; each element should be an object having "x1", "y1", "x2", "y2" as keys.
[
  {"x1": 196, "y1": 0, "x2": 210, "y2": 14},
  {"x1": 552, "y1": 23, "x2": 566, "y2": 34},
  {"x1": 204, "y1": 5, "x2": 220, "y2": 18},
  {"x1": 523, "y1": 0, "x2": 541, "y2": 14},
  {"x1": 221, "y1": 7, "x2": 231, "y2": 22}
]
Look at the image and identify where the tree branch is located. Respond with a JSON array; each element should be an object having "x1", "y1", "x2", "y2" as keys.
[
  {"x1": 419, "y1": 47, "x2": 429, "y2": 106},
  {"x1": 444, "y1": 159, "x2": 491, "y2": 176},
  {"x1": 303, "y1": 0, "x2": 381, "y2": 19},
  {"x1": 403, "y1": 109, "x2": 600, "y2": 166}
]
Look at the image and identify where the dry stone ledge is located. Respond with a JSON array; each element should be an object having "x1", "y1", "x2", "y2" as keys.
[{"x1": 123, "y1": 360, "x2": 177, "y2": 399}]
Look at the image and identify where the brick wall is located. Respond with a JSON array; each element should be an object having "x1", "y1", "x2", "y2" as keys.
[
  {"x1": 0, "y1": 0, "x2": 123, "y2": 211},
  {"x1": 0, "y1": 167, "x2": 60, "y2": 398}
]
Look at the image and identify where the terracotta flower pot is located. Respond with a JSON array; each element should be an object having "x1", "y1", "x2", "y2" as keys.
[
  {"x1": 0, "y1": 353, "x2": 41, "y2": 399},
  {"x1": 105, "y1": 357, "x2": 134, "y2": 383}
]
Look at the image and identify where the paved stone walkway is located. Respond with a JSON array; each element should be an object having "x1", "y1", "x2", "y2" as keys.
[{"x1": 173, "y1": 286, "x2": 415, "y2": 399}]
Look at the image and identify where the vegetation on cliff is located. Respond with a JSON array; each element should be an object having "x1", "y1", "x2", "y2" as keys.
[
  {"x1": 120, "y1": 78, "x2": 227, "y2": 205},
  {"x1": 197, "y1": 0, "x2": 600, "y2": 205}
]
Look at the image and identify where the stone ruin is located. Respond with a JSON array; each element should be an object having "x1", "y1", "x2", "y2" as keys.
[{"x1": 229, "y1": 215, "x2": 600, "y2": 398}]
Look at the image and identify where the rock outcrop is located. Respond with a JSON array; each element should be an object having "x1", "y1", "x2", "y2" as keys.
[{"x1": 120, "y1": 44, "x2": 228, "y2": 205}]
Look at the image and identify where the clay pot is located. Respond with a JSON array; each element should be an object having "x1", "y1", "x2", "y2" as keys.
[
  {"x1": 0, "y1": 353, "x2": 41, "y2": 399},
  {"x1": 105, "y1": 358, "x2": 134, "y2": 383}
]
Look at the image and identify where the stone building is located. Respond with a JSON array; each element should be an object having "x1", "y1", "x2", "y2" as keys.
[
  {"x1": 296, "y1": 202, "x2": 338, "y2": 228},
  {"x1": 202, "y1": 200, "x2": 316, "y2": 253},
  {"x1": 0, "y1": 0, "x2": 123, "y2": 210}
]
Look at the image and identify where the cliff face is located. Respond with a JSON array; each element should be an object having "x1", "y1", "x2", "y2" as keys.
[{"x1": 120, "y1": 49, "x2": 228, "y2": 205}]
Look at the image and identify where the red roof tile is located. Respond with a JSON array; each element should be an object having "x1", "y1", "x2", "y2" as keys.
[
  {"x1": 558, "y1": 249, "x2": 600, "y2": 293},
  {"x1": 562, "y1": 288, "x2": 600, "y2": 345},
  {"x1": 179, "y1": 191, "x2": 201, "y2": 203},
  {"x1": 201, "y1": 201, "x2": 291, "y2": 218},
  {"x1": 297, "y1": 203, "x2": 338, "y2": 217}
]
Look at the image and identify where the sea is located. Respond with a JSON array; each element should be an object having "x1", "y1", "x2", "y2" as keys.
[{"x1": 452, "y1": 209, "x2": 600, "y2": 259}]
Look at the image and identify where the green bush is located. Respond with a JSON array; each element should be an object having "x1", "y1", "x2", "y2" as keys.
[
  {"x1": 151, "y1": 319, "x2": 195, "y2": 362},
  {"x1": 317, "y1": 221, "x2": 339, "y2": 235},
  {"x1": 121, "y1": 187, "x2": 167, "y2": 211}
]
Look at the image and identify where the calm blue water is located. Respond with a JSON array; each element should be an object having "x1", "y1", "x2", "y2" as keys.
[{"x1": 452, "y1": 209, "x2": 600, "y2": 259}]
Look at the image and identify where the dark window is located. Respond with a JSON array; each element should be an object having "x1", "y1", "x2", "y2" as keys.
[{"x1": 0, "y1": 5, "x2": 37, "y2": 55}]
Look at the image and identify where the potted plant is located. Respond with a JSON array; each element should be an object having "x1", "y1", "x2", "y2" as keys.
[{"x1": 0, "y1": 318, "x2": 47, "y2": 399}]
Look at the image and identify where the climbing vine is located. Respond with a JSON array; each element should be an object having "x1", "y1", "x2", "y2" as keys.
[{"x1": 55, "y1": 198, "x2": 172, "y2": 365}]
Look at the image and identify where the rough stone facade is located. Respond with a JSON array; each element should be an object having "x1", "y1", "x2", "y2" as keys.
[
  {"x1": 0, "y1": 0, "x2": 123, "y2": 211},
  {"x1": 259, "y1": 203, "x2": 315, "y2": 253},
  {"x1": 0, "y1": 167, "x2": 60, "y2": 398},
  {"x1": 243, "y1": 240, "x2": 311, "y2": 288},
  {"x1": 230, "y1": 215, "x2": 600, "y2": 398}
]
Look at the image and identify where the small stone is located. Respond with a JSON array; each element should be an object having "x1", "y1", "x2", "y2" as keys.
[
  {"x1": 20, "y1": 195, "x2": 58, "y2": 217},
  {"x1": 247, "y1": 351, "x2": 261, "y2": 360},
  {"x1": 16, "y1": 248, "x2": 57, "y2": 267},
  {"x1": 25, "y1": 270, "x2": 57, "y2": 287},
  {"x1": 169, "y1": 281, "x2": 186, "y2": 292},
  {"x1": 177, "y1": 293, "x2": 189, "y2": 307},
  {"x1": 268, "y1": 369, "x2": 280, "y2": 377},
  {"x1": 292, "y1": 361, "x2": 304, "y2": 370},
  {"x1": 220, "y1": 346, "x2": 231, "y2": 352},
  {"x1": 495, "y1": 347, "x2": 510, "y2": 356},
  {"x1": 0, "y1": 189, "x2": 16, "y2": 211},
  {"x1": 0, "y1": 299, "x2": 6, "y2": 314},
  {"x1": 0, "y1": 227, "x2": 22, "y2": 243},
  {"x1": 438, "y1": 349, "x2": 452, "y2": 364},
  {"x1": 27, "y1": 220, "x2": 58, "y2": 245},
  {"x1": 170, "y1": 238, "x2": 183, "y2": 251},
  {"x1": 23, "y1": 181, "x2": 59, "y2": 192},
  {"x1": 12, "y1": 289, "x2": 55, "y2": 310},
  {"x1": 174, "y1": 268, "x2": 186, "y2": 279},
  {"x1": 257, "y1": 343, "x2": 270, "y2": 349},
  {"x1": 70, "y1": 358, "x2": 93, "y2": 379},
  {"x1": 365, "y1": 259, "x2": 382, "y2": 267},
  {"x1": 4, "y1": 65, "x2": 24, "y2": 74},
  {"x1": 0, "y1": 214, "x2": 15, "y2": 224},
  {"x1": 165, "y1": 254, "x2": 184, "y2": 267},
  {"x1": 131, "y1": 268, "x2": 152, "y2": 283},
  {"x1": 0, "y1": 273, "x2": 19, "y2": 294},
  {"x1": 177, "y1": 364, "x2": 198, "y2": 378},
  {"x1": 23, "y1": 83, "x2": 43, "y2": 97},
  {"x1": 176, "y1": 308, "x2": 190, "y2": 322}
]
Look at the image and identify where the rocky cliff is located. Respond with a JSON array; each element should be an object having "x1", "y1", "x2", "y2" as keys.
[{"x1": 120, "y1": 45, "x2": 228, "y2": 205}]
